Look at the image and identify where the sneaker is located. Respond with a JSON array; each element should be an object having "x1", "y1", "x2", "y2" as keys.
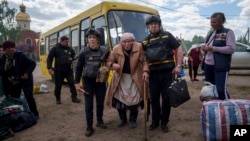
[
  {"x1": 72, "y1": 98, "x2": 81, "y2": 103},
  {"x1": 149, "y1": 122, "x2": 159, "y2": 130},
  {"x1": 85, "y1": 127, "x2": 94, "y2": 137},
  {"x1": 117, "y1": 120, "x2": 127, "y2": 127},
  {"x1": 96, "y1": 121, "x2": 107, "y2": 129},
  {"x1": 128, "y1": 121, "x2": 137, "y2": 129},
  {"x1": 161, "y1": 124, "x2": 169, "y2": 133}
]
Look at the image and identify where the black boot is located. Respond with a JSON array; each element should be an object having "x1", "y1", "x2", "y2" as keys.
[
  {"x1": 118, "y1": 109, "x2": 127, "y2": 127},
  {"x1": 129, "y1": 108, "x2": 138, "y2": 129},
  {"x1": 149, "y1": 121, "x2": 159, "y2": 130},
  {"x1": 85, "y1": 126, "x2": 94, "y2": 137},
  {"x1": 96, "y1": 120, "x2": 107, "y2": 129},
  {"x1": 56, "y1": 97, "x2": 61, "y2": 104}
]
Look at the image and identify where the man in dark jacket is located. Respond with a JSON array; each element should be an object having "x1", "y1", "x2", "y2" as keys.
[
  {"x1": 141, "y1": 15, "x2": 183, "y2": 133},
  {"x1": 47, "y1": 36, "x2": 81, "y2": 104},
  {"x1": 0, "y1": 40, "x2": 39, "y2": 119}
]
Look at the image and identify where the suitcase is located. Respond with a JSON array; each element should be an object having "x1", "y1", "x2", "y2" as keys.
[{"x1": 200, "y1": 99, "x2": 250, "y2": 141}]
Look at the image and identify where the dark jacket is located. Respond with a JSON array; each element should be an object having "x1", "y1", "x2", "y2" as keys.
[
  {"x1": 141, "y1": 30, "x2": 179, "y2": 71},
  {"x1": 0, "y1": 51, "x2": 36, "y2": 86},
  {"x1": 47, "y1": 43, "x2": 76, "y2": 71}
]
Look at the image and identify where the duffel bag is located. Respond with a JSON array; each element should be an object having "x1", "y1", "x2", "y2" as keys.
[
  {"x1": 0, "y1": 109, "x2": 14, "y2": 140},
  {"x1": 200, "y1": 99, "x2": 250, "y2": 141}
]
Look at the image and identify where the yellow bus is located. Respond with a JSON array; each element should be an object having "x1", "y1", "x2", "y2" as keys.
[{"x1": 39, "y1": 1, "x2": 159, "y2": 80}]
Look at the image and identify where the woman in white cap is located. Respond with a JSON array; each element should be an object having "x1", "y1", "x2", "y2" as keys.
[{"x1": 105, "y1": 32, "x2": 149, "y2": 129}]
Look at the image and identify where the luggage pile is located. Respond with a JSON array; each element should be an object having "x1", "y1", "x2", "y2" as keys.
[
  {"x1": 200, "y1": 99, "x2": 250, "y2": 141},
  {"x1": 0, "y1": 95, "x2": 37, "y2": 140}
]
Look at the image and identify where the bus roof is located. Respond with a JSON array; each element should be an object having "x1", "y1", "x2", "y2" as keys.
[{"x1": 40, "y1": 1, "x2": 159, "y2": 38}]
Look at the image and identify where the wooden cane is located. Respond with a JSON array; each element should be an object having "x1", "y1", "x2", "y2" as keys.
[
  {"x1": 143, "y1": 81, "x2": 148, "y2": 141},
  {"x1": 191, "y1": 60, "x2": 194, "y2": 80}
]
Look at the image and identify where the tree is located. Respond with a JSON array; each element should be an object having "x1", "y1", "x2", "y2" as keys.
[
  {"x1": 192, "y1": 35, "x2": 205, "y2": 44},
  {"x1": 0, "y1": 0, "x2": 22, "y2": 44}
]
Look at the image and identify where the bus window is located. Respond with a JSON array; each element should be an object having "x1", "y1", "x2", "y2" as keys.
[
  {"x1": 92, "y1": 16, "x2": 107, "y2": 46},
  {"x1": 59, "y1": 27, "x2": 70, "y2": 42},
  {"x1": 71, "y1": 29, "x2": 79, "y2": 54},
  {"x1": 107, "y1": 11, "x2": 152, "y2": 47},
  {"x1": 49, "y1": 33, "x2": 57, "y2": 50},
  {"x1": 40, "y1": 41, "x2": 45, "y2": 56},
  {"x1": 45, "y1": 37, "x2": 49, "y2": 54},
  {"x1": 80, "y1": 18, "x2": 90, "y2": 49},
  {"x1": 107, "y1": 11, "x2": 123, "y2": 47}
]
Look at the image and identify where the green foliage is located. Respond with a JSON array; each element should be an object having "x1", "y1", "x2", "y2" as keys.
[
  {"x1": 0, "y1": 0, "x2": 22, "y2": 44},
  {"x1": 182, "y1": 35, "x2": 205, "y2": 52}
]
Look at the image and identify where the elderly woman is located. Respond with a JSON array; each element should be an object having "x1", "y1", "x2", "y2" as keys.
[{"x1": 105, "y1": 33, "x2": 149, "y2": 129}]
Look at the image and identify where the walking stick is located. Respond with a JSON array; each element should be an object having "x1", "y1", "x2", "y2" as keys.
[
  {"x1": 143, "y1": 81, "x2": 148, "y2": 141},
  {"x1": 191, "y1": 60, "x2": 194, "y2": 80}
]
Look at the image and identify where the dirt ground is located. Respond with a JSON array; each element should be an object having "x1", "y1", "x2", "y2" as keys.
[{"x1": 4, "y1": 64, "x2": 250, "y2": 141}]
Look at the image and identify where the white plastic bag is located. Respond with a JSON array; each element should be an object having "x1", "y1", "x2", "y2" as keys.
[
  {"x1": 39, "y1": 84, "x2": 48, "y2": 93},
  {"x1": 200, "y1": 82, "x2": 218, "y2": 101}
]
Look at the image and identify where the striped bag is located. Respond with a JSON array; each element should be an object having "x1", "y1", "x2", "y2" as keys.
[{"x1": 200, "y1": 99, "x2": 250, "y2": 141}]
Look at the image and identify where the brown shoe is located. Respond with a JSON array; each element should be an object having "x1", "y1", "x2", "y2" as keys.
[
  {"x1": 72, "y1": 98, "x2": 81, "y2": 103},
  {"x1": 85, "y1": 127, "x2": 94, "y2": 137}
]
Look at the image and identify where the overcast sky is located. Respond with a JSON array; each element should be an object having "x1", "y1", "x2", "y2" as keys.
[{"x1": 7, "y1": 0, "x2": 250, "y2": 41}]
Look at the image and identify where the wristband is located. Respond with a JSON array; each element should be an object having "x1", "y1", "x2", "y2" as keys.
[{"x1": 177, "y1": 64, "x2": 181, "y2": 67}]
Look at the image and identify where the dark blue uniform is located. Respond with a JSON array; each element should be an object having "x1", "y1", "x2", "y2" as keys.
[
  {"x1": 47, "y1": 43, "x2": 78, "y2": 102},
  {"x1": 75, "y1": 46, "x2": 109, "y2": 128},
  {"x1": 142, "y1": 30, "x2": 179, "y2": 128}
]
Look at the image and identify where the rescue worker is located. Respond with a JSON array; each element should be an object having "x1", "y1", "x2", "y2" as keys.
[
  {"x1": 74, "y1": 28, "x2": 109, "y2": 137},
  {"x1": 47, "y1": 36, "x2": 81, "y2": 104},
  {"x1": 141, "y1": 15, "x2": 183, "y2": 133}
]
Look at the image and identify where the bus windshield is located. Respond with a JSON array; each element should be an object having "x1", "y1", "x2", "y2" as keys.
[{"x1": 107, "y1": 11, "x2": 152, "y2": 47}]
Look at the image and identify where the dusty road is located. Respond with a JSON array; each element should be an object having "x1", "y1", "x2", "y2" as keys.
[{"x1": 5, "y1": 63, "x2": 250, "y2": 141}]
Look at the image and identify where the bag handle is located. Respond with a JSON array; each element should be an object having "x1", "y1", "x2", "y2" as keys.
[{"x1": 204, "y1": 81, "x2": 214, "y2": 86}]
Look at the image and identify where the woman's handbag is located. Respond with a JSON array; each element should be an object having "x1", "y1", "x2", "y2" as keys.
[{"x1": 168, "y1": 77, "x2": 190, "y2": 108}]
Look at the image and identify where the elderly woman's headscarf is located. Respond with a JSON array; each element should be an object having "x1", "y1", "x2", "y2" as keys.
[{"x1": 120, "y1": 32, "x2": 135, "y2": 42}]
